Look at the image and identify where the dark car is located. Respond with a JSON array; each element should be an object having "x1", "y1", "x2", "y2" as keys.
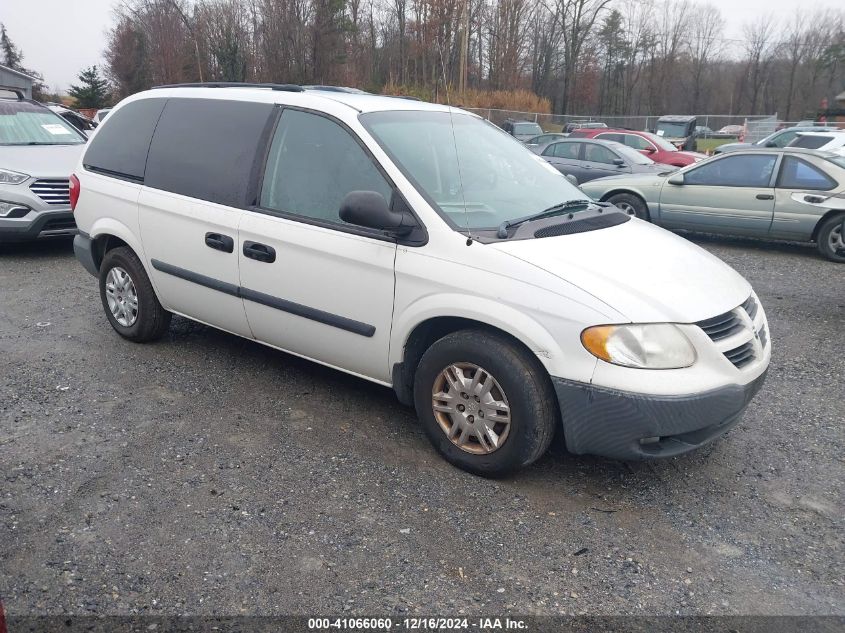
[
  {"x1": 501, "y1": 119, "x2": 543, "y2": 142},
  {"x1": 532, "y1": 138, "x2": 673, "y2": 184},
  {"x1": 525, "y1": 132, "x2": 568, "y2": 146},
  {"x1": 562, "y1": 121, "x2": 608, "y2": 134}
]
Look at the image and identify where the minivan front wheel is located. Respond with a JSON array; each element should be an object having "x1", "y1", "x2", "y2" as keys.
[
  {"x1": 99, "y1": 246, "x2": 172, "y2": 342},
  {"x1": 413, "y1": 330, "x2": 557, "y2": 477}
]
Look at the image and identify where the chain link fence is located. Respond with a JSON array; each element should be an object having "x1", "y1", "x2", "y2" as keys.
[{"x1": 464, "y1": 108, "x2": 841, "y2": 140}]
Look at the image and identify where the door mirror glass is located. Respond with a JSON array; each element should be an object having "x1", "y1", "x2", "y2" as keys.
[
  {"x1": 339, "y1": 191, "x2": 405, "y2": 232},
  {"x1": 765, "y1": 141, "x2": 777, "y2": 147},
  {"x1": 668, "y1": 173, "x2": 684, "y2": 185},
  {"x1": 613, "y1": 158, "x2": 625, "y2": 167},
  {"x1": 643, "y1": 146, "x2": 656, "y2": 153}
]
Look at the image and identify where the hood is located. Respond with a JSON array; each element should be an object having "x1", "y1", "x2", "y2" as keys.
[
  {"x1": 632, "y1": 163, "x2": 675, "y2": 174},
  {"x1": 492, "y1": 217, "x2": 750, "y2": 323},
  {"x1": 0, "y1": 144, "x2": 85, "y2": 179}
]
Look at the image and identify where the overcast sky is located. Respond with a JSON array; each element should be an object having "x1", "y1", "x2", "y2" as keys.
[{"x1": 1, "y1": 0, "x2": 843, "y2": 93}]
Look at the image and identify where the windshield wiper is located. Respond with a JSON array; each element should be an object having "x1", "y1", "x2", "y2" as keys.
[{"x1": 497, "y1": 199, "x2": 593, "y2": 238}]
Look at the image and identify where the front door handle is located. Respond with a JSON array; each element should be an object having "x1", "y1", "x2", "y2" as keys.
[
  {"x1": 756, "y1": 194, "x2": 774, "y2": 200},
  {"x1": 243, "y1": 241, "x2": 276, "y2": 263},
  {"x1": 205, "y1": 232, "x2": 234, "y2": 253}
]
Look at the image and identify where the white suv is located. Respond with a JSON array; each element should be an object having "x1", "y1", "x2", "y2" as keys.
[{"x1": 71, "y1": 84, "x2": 771, "y2": 476}]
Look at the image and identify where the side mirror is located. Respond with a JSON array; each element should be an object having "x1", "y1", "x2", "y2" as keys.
[
  {"x1": 339, "y1": 191, "x2": 414, "y2": 237},
  {"x1": 668, "y1": 173, "x2": 684, "y2": 185},
  {"x1": 613, "y1": 158, "x2": 625, "y2": 167},
  {"x1": 643, "y1": 147, "x2": 656, "y2": 154},
  {"x1": 764, "y1": 141, "x2": 777, "y2": 148},
  {"x1": 340, "y1": 191, "x2": 403, "y2": 231},
  {"x1": 564, "y1": 174, "x2": 579, "y2": 186}
]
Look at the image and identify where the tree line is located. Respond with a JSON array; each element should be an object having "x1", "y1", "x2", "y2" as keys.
[{"x1": 4, "y1": 0, "x2": 845, "y2": 117}]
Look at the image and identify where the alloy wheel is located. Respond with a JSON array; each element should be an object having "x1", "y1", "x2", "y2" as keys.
[
  {"x1": 431, "y1": 362, "x2": 512, "y2": 455},
  {"x1": 105, "y1": 266, "x2": 139, "y2": 327}
]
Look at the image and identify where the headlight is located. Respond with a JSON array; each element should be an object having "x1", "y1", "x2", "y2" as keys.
[
  {"x1": 0, "y1": 200, "x2": 30, "y2": 217},
  {"x1": 581, "y1": 324, "x2": 696, "y2": 369},
  {"x1": 0, "y1": 169, "x2": 30, "y2": 185}
]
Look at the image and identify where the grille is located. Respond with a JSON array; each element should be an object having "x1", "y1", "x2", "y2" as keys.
[
  {"x1": 29, "y1": 179, "x2": 70, "y2": 206},
  {"x1": 533, "y1": 213, "x2": 629, "y2": 238},
  {"x1": 724, "y1": 341, "x2": 756, "y2": 369},
  {"x1": 695, "y1": 310, "x2": 744, "y2": 342},
  {"x1": 742, "y1": 295, "x2": 759, "y2": 320}
]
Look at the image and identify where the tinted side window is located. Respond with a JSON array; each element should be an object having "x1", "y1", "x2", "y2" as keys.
[
  {"x1": 624, "y1": 134, "x2": 652, "y2": 151},
  {"x1": 777, "y1": 156, "x2": 836, "y2": 190},
  {"x1": 685, "y1": 154, "x2": 777, "y2": 187},
  {"x1": 596, "y1": 133, "x2": 623, "y2": 143},
  {"x1": 790, "y1": 135, "x2": 834, "y2": 149},
  {"x1": 145, "y1": 98, "x2": 274, "y2": 207},
  {"x1": 548, "y1": 142, "x2": 579, "y2": 159},
  {"x1": 84, "y1": 98, "x2": 166, "y2": 180},
  {"x1": 260, "y1": 109, "x2": 393, "y2": 225},
  {"x1": 584, "y1": 144, "x2": 618, "y2": 165}
]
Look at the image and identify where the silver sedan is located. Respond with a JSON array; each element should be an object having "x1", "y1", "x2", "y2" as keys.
[{"x1": 578, "y1": 148, "x2": 845, "y2": 262}]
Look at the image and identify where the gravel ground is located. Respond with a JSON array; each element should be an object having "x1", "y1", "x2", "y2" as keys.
[{"x1": 0, "y1": 235, "x2": 842, "y2": 618}]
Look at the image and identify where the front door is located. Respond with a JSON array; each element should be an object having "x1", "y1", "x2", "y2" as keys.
[
  {"x1": 658, "y1": 153, "x2": 778, "y2": 235},
  {"x1": 238, "y1": 108, "x2": 398, "y2": 382}
]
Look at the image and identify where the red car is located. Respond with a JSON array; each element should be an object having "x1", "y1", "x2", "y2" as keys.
[{"x1": 569, "y1": 128, "x2": 706, "y2": 167}]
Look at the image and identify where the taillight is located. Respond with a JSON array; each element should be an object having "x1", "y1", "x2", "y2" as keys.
[{"x1": 69, "y1": 173, "x2": 80, "y2": 212}]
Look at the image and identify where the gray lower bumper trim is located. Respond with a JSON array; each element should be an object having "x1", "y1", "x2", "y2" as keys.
[
  {"x1": 74, "y1": 232, "x2": 99, "y2": 277},
  {"x1": 552, "y1": 370, "x2": 768, "y2": 460}
]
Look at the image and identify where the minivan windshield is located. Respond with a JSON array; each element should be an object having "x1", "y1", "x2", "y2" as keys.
[
  {"x1": 360, "y1": 111, "x2": 586, "y2": 230},
  {"x1": 0, "y1": 101, "x2": 85, "y2": 145}
]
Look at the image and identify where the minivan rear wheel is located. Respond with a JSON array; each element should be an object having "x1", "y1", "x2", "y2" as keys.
[
  {"x1": 413, "y1": 329, "x2": 557, "y2": 477},
  {"x1": 607, "y1": 193, "x2": 649, "y2": 221},
  {"x1": 816, "y1": 214, "x2": 845, "y2": 263},
  {"x1": 99, "y1": 246, "x2": 171, "y2": 342}
]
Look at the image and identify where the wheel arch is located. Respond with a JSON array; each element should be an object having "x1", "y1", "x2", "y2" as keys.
[
  {"x1": 390, "y1": 312, "x2": 560, "y2": 407},
  {"x1": 811, "y1": 208, "x2": 845, "y2": 242},
  {"x1": 87, "y1": 219, "x2": 145, "y2": 273}
]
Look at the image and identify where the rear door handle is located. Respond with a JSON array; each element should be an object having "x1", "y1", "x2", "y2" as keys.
[
  {"x1": 243, "y1": 241, "x2": 276, "y2": 263},
  {"x1": 205, "y1": 232, "x2": 234, "y2": 253},
  {"x1": 756, "y1": 194, "x2": 774, "y2": 200}
]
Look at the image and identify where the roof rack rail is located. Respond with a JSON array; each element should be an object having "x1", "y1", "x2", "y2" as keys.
[
  {"x1": 152, "y1": 82, "x2": 304, "y2": 93},
  {"x1": 0, "y1": 86, "x2": 25, "y2": 100}
]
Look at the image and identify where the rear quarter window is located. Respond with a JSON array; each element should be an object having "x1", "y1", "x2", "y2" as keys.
[
  {"x1": 84, "y1": 98, "x2": 166, "y2": 180},
  {"x1": 144, "y1": 98, "x2": 275, "y2": 208}
]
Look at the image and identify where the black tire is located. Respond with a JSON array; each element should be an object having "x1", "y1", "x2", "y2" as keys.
[
  {"x1": 99, "y1": 246, "x2": 171, "y2": 342},
  {"x1": 413, "y1": 329, "x2": 557, "y2": 477},
  {"x1": 815, "y1": 214, "x2": 845, "y2": 263},
  {"x1": 606, "y1": 192, "x2": 649, "y2": 221}
]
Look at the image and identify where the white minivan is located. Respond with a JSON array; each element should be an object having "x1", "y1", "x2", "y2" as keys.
[{"x1": 71, "y1": 84, "x2": 771, "y2": 476}]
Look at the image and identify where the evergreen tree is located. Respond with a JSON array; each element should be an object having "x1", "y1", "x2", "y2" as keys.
[
  {"x1": 0, "y1": 23, "x2": 24, "y2": 70},
  {"x1": 68, "y1": 66, "x2": 110, "y2": 109}
]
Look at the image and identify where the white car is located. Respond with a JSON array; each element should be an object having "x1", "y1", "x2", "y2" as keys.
[
  {"x1": 70, "y1": 84, "x2": 771, "y2": 476},
  {"x1": 788, "y1": 131, "x2": 845, "y2": 154}
]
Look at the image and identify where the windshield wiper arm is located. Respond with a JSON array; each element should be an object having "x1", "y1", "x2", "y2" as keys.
[{"x1": 497, "y1": 199, "x2": 593, "y2": 238}]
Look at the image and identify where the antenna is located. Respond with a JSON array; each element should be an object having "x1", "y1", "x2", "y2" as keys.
[{"x1": 436, "y1": 38, "x2": 472, "y2": 244}]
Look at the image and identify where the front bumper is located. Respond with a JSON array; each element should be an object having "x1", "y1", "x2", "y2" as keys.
[
  {"x1": 0, "y1": 209, "x2": 77, "y2": 242},
  {"x1": 553, "y1": 370, "x2": 768, "y2": 460}
]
